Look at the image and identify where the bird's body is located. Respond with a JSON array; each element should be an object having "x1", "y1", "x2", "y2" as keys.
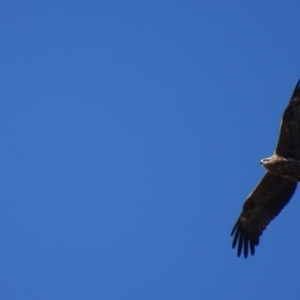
[{"x1": 231, "y1": 80, "x2": 300, "y2": 258}]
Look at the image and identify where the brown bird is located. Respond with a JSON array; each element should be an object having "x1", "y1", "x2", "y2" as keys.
[{"x1": 231, "y1": 80, "x2": 300, "y2": 258}]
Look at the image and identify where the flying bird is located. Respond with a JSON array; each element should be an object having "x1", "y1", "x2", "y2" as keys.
[{"x1": 231, "y1": 80, "x2": 300, "y2": 258}]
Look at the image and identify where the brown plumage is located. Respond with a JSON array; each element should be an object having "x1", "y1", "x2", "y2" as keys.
[{"x1": 231, "y1": 80, "x2": 300, "y2": 258}]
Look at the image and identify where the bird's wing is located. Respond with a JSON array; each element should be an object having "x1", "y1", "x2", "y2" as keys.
[
  {"x1": 231, "y1": 172, "x2": 297, "y2": 258},
  {"x1": 276, "y1": 80, "x2": 300, "y2": 159}
]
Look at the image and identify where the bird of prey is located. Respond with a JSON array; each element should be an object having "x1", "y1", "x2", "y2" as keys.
[{"x1": 231, "y1": 80, "x2": 300, "y2": 258}]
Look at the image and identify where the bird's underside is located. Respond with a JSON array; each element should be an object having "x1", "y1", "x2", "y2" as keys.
[{"x1": 231, "y1": 80, "x2": 300, "y2": 258}]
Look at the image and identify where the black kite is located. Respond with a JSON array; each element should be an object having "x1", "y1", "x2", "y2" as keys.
[{"x1": 231, "y1": 80, "x2": 300, "y2": 258}]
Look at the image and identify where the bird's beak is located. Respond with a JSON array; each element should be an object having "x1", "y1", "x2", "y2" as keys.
[{"x1": 259, "y1": 160, "x2": 263, "y2": 165}]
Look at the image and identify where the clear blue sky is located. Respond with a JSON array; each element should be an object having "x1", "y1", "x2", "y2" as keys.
[{"x1": 1, "y1": 1, "x2": 300, "y2": 299}]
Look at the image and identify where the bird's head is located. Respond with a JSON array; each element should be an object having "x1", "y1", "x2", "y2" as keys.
[{"x1": 260, "y1": 157, "x2": 272, "y2": 166}]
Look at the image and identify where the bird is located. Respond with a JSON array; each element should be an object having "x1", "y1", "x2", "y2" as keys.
[{"x1": 231, "y1": 80, "x2": 300, "y2": 258}]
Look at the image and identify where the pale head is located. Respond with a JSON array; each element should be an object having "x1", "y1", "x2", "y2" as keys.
[
  {"x1": 259, "y1": 154, "x2": 288, "y2": 174},
  {"x1": 260, "y1": 157, "x2": 272, "y2": 166}
]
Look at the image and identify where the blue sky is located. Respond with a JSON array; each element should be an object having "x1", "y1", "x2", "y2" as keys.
[{"x1": 1, "y1": 1, "x2": 300, "y2": 299}]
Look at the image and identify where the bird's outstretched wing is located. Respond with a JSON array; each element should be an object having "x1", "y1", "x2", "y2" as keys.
[
  {"x1": 276, "y1": 80, "x2": 300, "y2": 159},
  {"x1": 231, "y1": 172, "x2": 297, "y2": 258}
]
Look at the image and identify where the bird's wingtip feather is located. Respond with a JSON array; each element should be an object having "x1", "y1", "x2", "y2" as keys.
[{"x1": 291, "y1": 79, "x2": 300, "y2": 97}]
